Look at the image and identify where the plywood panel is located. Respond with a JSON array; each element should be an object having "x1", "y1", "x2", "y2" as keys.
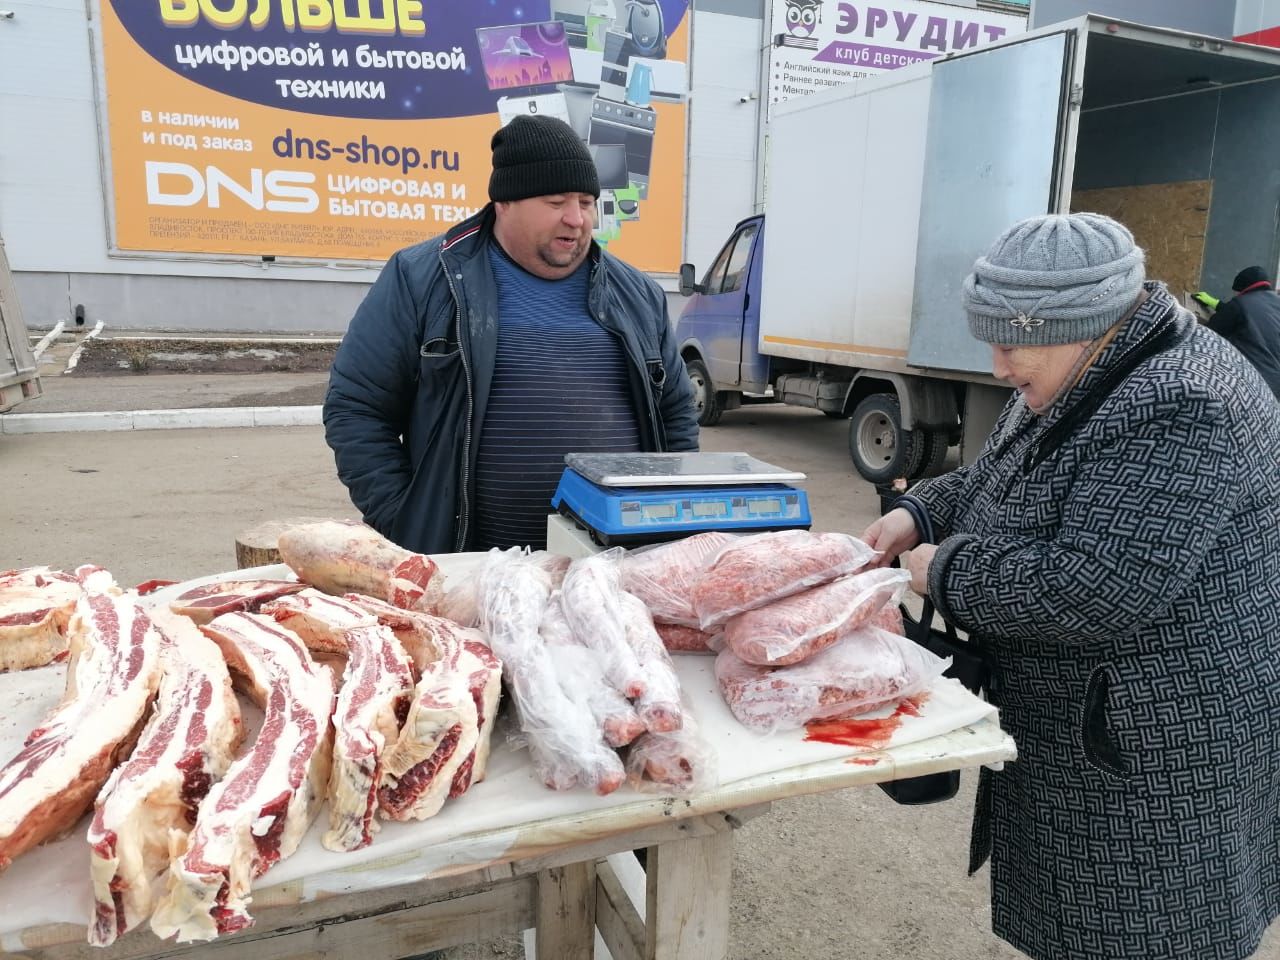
[{"x1": 1071, "y1": 180, "x2": 1213, "y2": 298}]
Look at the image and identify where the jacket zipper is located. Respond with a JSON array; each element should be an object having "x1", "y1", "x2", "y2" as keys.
[
  {"x1": 588, "y1": 266, "x2": 664, "y2": 449},
  {"x1": 441, "y1": 256, "x2": 474, "y2": 552}
]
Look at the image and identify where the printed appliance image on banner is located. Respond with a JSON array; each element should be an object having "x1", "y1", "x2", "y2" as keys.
[
  {"x1": 97, "y1": 1, "x2": 689, "y2": 270},
  {"x1": 769, "y1": 0, "x2": 1025, "y2": 107}
]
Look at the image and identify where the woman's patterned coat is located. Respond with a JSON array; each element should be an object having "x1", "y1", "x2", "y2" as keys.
[{"x1": 908, "y1": 285, "x2": 1280, "y2": 960}]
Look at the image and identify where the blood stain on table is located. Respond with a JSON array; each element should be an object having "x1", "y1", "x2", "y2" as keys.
[{"x1": 802, "y1": 695, "x2": 928, "y2": 750}]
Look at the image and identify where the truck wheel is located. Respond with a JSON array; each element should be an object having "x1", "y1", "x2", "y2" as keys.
[
  {"x1": 848, "y1": 394, "x2": 924, "y2": 484},
  {"x1": 911, "y1": 429, "x2": 951, "y2": 479},
  {"x1": 684, "y1": 357, "x2": 724, "y2": 427}
]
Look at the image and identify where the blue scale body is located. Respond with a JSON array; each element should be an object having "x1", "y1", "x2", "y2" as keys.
[{"x1": 551, "y1": 468, "x2": 812, "y2": 547}]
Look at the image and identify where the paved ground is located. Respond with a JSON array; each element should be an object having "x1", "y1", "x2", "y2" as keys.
[{"x1": 1, "y1": 396, "x2": 1277, "y2": 959}]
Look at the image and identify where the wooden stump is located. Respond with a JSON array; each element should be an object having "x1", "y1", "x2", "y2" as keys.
[{"x1": 235, "y1": 516, "x2": 344, "y2": 570}]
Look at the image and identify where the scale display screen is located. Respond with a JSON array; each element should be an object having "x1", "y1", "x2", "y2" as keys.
[
  {"x1": 748, "y1": 498, "x2": 782, "y2": 515},
  {"x1": 642, "y1": 503, "x2": 678, "y2": 520},
  {"x1": 692, "y1": 501, "x2": 727, "y2": 518}
]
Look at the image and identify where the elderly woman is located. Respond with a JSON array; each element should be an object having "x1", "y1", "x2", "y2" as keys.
[{"x1": 864, "y1": 213, "x2": 1280, "y2": 960}]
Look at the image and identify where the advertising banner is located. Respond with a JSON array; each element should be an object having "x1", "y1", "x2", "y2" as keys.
[
  {"x1": 769, "y1": 0, "x2": 1025, "y2": 107},
  {"x1": 96, "y1": 1, "x2": 690, "y2": 271}
]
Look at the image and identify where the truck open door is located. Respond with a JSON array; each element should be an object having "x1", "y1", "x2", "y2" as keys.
[
  {"x1": 0, "y1": 236, "x2": 42, "y2": 414},
  {"x1": 908, "y1": 29, "x2": 1078, "y2": 375}
]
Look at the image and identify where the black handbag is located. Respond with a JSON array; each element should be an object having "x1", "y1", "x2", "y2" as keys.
[{"x1": 877, "y1": 515, "x2": 988, "y2": 805}]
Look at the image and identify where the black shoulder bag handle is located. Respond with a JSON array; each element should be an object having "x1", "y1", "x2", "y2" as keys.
[{"x1": 878, "y1": 505, "x2": 988, "y2": 805}]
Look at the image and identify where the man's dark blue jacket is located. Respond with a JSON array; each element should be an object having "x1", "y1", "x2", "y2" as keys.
[{"x1": 324, "y1": 206, "x2": 699, "y2": 554}]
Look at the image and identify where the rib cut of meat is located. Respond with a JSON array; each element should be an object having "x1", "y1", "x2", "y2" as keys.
[
  {"x1": 168, "y1": 579, "x2": 304, "y2": 626},
  {"x1": 277, "y1": 520, "x2": 444, "y2": 613},
  {"x1": 377, "y1": 653, "x2": 479, "y2": 822},
  {"x1": 260, "y1": 590, "x2": 419, "y2": 851},
  {"x1": 0, "y1": 565, "x2": 118, "y2": 672},
  {"x1": 0, "y1": 593, "x2": 162, "y2": 872},
  {"x1": 342, "y1": 594, "x2": 500, "y2": 797},
  {"x1": 88, "y1": 608, "x2": 242, "y2": 945},
  {"x1": 342, "y1": 592, "x2": 488, "y2": 672},
  {"x1": 323, "y1": 625, "x2": 415, "y2": 851},
  {"x1": 150, "y1": 613, "x2": 334, "y2": 942},
  {"x1": 260, "y1": 588, "x2": 377, "y2": 656}
]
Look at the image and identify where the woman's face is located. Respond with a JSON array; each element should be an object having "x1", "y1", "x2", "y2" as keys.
[{"x1": 990, "y1": 341, "x2": 1090, "y2": 412}]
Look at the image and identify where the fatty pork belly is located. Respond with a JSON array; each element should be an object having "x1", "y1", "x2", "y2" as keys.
[
  {"x1": 277, "y1": 519, "x2": 444, "y2": 612},
  {"x1": 0, "y1": 565, "x2": 117, "y2": 672},
  {"x1": 0, "y1": 593, "x2": 162, "y2": 871},
  {"x1": 261, "y1": 589, "x2": 416, "y2": 852},
  {"x1": 346, "y1": 593, "x2": 502, "y2": 795},
  {"x1": 150, "y1": 612, "x2": 334, "y2": 942},
  {"x1": 168, "y1": 579, "x2": 304, "y2": 626},
  {"x1": 88, "y1": 608, "x2": 242, "y2": 946}
]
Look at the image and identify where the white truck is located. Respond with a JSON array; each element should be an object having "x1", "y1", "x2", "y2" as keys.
[
  {"x1": 674, "y1": 15, "x2": 1280, "y2": 484},
  {"x1": 0, "y1": 236, "x2": 41, "y2": 413}
]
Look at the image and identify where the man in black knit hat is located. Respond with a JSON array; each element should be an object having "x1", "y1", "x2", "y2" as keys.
[
  {"x1": 1194, "y1": 266, "x2": 1280, "y2": 400},
  {"x1": 324, "y1": 115, "x2": 698, "y2": 553}
]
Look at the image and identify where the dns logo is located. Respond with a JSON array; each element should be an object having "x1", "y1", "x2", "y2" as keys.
[{"x1": 145, "y1": 162, "x2": 319, "y2": 213}]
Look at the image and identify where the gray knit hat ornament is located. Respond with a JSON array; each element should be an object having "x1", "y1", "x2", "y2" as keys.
[{"x1": 962, "y1": 212, "x2": 1146, "y2": 346}]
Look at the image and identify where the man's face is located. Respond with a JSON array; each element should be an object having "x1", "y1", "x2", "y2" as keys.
[{"x1": 494, "y1": 193, "x2": 596, "y2": 280}]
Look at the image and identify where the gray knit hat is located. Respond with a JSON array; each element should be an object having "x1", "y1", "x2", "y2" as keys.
[{"x1": 962, "y1": 213, "x2": 1146, "y2": 346}]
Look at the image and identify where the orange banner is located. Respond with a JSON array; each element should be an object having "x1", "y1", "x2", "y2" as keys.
[{"x1": 98, "y1": 1, "x2": 689, "y2": 271}]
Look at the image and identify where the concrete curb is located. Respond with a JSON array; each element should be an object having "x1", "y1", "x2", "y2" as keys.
[{"x1": 0, "y1": 405, "x2": 322, "y2": 435}]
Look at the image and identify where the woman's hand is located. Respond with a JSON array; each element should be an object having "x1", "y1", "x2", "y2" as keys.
[
  {"x1": 860, "y1": 507, "x2": 921, "y2": 567},
  {"x1": 903, "y1": 543, "x2": 937, "y2": 596}
]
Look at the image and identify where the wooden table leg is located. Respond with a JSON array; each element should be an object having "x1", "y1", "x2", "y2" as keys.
[
  {"x1": 535, "y1": 862, "x2": 596, "y2": 960},
  {"x1": 644, "y1": 829, "x2": 734, "y2": 960}
]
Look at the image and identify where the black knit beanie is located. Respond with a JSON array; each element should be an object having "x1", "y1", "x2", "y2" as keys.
[
  {"x1": 1232, "y1": 265, "x2": 1271, "y2": 292},
  {"x1": 488, "y1": 115, "x2": 600, "y2": 203}
]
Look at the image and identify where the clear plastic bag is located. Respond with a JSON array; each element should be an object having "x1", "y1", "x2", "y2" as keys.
[
  {"x1": 480, "y1": 551, "x2": 624, "y2": 794},
  {"x1": 618, "y1": 591, "x2": 683, "y2": 734},
  {"x1": 619, "y1": 532, "x2": 737, "y2": 627},
  {"x1": 723, "y1": 568, "x2": 910, "y2": 666},
  {"x1": 560, "y1": 551, "x2": 647, "y2": 699},
  {"x1": 714, "y1": 624, "x2": 948, "y2": 734},
  {"x1": 654, "y1": 622, "x2": 717, "y2": 655},
  {"x1": 624, "y1": 707, "x2": 715, "y2": 795},
  {"x1": 542, "y1": 594, "x2": 646, "y2": 748},
  {"x1": 691, "y1": 531, "x2": 880, "y2": 629}
]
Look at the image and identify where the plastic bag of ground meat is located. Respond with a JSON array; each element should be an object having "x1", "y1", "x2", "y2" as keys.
[
  {"x1": 654, "y1": 622, "x2": 718, "y2": 655},
  {"x1": 691, "y1": 531, "x2": 879, "y2": 630},
  {"x1": 619, "y1": 532, "x2": 738, "y2": 627},
  {"x1": 714, "y1": 625, "x2": 948, "y2": 733},
  {"x1": 870, "y1": 603, "x2": 905, "y2": 636},
  {"x1": 624, "y1": 709, "x2": 716, "y2": 795},
  {"x1": 723, "y1": 568, "x2": 910, "y2": 667}
]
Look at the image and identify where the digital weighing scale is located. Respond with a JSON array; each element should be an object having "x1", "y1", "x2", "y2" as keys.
[{"x1": 550, "y1": 452, "x2": 812, "y2": 547}]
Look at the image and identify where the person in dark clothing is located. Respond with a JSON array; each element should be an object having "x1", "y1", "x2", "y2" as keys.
[
  {"x1": 865, "y1": 215, "x2": 1280, "y2": 960},
  {"x1": 324, "y1": 116, "x2": 698, "y2": 554},
  {"x1": 1193, "y1": 265, "x2": 1280, "y2": 398}
]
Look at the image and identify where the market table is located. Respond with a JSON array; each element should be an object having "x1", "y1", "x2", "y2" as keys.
[{"x1": 0, "y1": 560, "x2": 1016, "y2": 960}]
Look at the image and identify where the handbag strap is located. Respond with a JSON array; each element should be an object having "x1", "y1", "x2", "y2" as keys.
[{"x1": 900, "y1": 500, "x2": 963, "y2": 646}]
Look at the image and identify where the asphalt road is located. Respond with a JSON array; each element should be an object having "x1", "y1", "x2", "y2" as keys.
[{"x1": 1, "y1": 403, "x2": 1276, "y2": 960}]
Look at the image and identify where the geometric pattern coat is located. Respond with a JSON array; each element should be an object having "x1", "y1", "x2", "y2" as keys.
[{"x1": 907, "y1": 285, "x2": 1280, "y2": 959}]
